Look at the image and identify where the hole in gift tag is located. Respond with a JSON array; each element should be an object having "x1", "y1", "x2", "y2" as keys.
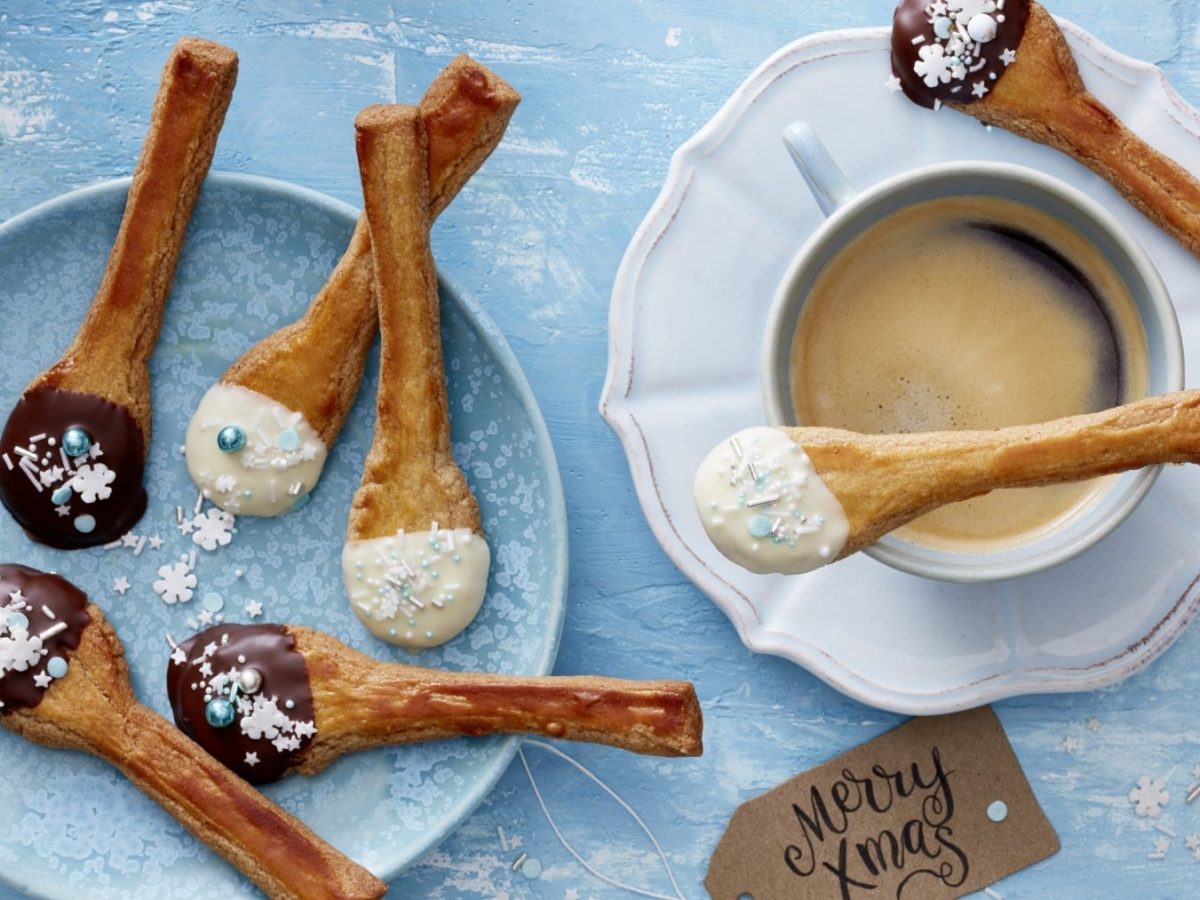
[{"x1": 987, "y1": 800, "x2": 1009, "y2": 823}]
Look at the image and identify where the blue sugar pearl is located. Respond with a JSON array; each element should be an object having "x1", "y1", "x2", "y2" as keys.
[
  {"x1": 202, "y1": 591, "x2": 224, "y2": 613},
  {"x1": 46, "y1": 657, "x2": 68, "y2": 679},
  {"x1": 205, "y1": 697, "x2": 236, "y2": 728},
  {"x1": 276, "y1": 428, "x2": 300, "y2": 451},
  {"x1": 987, "y1": 800, "x2": 1008, "y2": 823},
  {"x1": 61, "y1": 427, "x2": 91, "y2": 458},
  {"x1": 747, "y1": 514, "x2": 774, "y2": 539},
  {"x1": 7, "y1": 612, "x2": 29, "y2": 631},
  {"x1": 520, "y1": 858, "x2": 543, "y2": 880},
  {"x1": 74, "y1": 514, "x2": 96, "y2": 534},
  {"x1": 51, "y1": 484, "x2": 73, "y2": 505},
  {"x1": 216, "y1": 425, "x2": 247, "y2": 453}
]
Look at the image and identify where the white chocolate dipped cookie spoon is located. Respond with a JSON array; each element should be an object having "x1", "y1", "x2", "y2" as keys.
[
  {"x1": 343, "y1": 105, "x2": 489, "y2": 648},
  {"x1": 185, "y1": 56, "x2": 519, "y2": 517},
  {"x1": 696, "y1": 391, "x2": 1200, "y2": 574}
]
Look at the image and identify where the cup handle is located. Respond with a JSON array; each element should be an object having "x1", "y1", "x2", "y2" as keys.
[{"x1": 782, "y1": 122, "x2": 858, "y2": 217}]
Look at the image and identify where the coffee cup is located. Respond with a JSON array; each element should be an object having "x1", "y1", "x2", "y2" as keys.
[{"x1": 761, "y1": 122, "x2": 1183, "y2": 582}]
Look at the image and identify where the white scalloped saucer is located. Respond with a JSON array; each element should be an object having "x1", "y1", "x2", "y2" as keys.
[{"x1": 601, "y1": 20, "x2": 1200, "y2": 715}]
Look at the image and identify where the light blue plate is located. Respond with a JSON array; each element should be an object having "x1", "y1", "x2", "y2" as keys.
[{"x1": 0, "y1": 173, "x2": 567, "y2": 898}]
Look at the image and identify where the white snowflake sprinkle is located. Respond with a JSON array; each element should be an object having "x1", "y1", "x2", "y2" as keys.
[
  {"x1": 191, "y1": 508, "x2": 235, "y2": 551},
  {"x1": 69, "y1": 463, "x2": 116, "y2": 503},
  {"x1": 1130, "y1": 776, "x2": 1170, "y2": 817},
  {"x1": 0, "y1": 628, "x2": 43, "y2": 673},
  {"x1": 914, "y1": 43, "x2": 955, "y2": 88},
  {"x1": 153, "y1": 561, "x2": 197, "y2": 605},
  {"x1": 240, "y1": 695, "x2": 291, "y2": 741}
]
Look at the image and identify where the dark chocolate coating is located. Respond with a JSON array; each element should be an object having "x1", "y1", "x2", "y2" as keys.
[
  {"x1": 0, "y1": 564, "x2": 90, "y2": 713},
  {"x1": 0, "y1": 386, "x2": 147, "y2": 549},
  {"x1": 167, "y1": 624, "x2": 316, "y2": 784},
  {"x1": 891, "y1": 0, "x2": 1029, "y2": 109}
]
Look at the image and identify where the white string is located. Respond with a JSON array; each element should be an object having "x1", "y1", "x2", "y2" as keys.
[{"x1": 518, "y1": 739, "x2": 687, "y2": 900}]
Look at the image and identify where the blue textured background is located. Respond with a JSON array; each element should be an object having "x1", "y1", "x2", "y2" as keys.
[{"x1": 3, "y1": 2, "x2": 1200, "y2": 898}]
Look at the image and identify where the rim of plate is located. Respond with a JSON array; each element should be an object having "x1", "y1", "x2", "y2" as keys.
[
  {"x1": 0, "y1": 170, "x2": 569, "y2": 891},
  {"x1": 599, "y1": 21, "x2": 1200, "y2": 714}
]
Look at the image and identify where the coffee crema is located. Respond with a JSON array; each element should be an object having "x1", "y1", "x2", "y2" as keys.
[{"x1": 789, "y1": 195, "x2": 1148, "y2": 554}]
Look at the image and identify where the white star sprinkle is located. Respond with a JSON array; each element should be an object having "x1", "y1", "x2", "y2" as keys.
[
  {"x1": 171, "y1": 646, "x2": 187, "y2": 666},
  {"x1": 1062, "y1": 736, "x2": 1081, "y2": 754},
  {"x1": 33, "y1": 671, "x2": 52, "y2": 689},
  {"x1": 1000, "y1": 47, "x2": 1017, "y2": 66},
  {"x1": 245, "y1": 600, "x2": 263, "y2": 618},
  {"x1": 1186, "y1": 834, "x2": 1200, "y2": 852},
  {"x1": 148, "y1": 535, "x2": 164, "y2": 550},
  {"x1": 245, "y1": 751, "x2": 259, "y2": 767},
  {"x1": 885, "y1": 74, "x2": 903, "y2": 93},
  {"x1": 972, "y1": 80, "x2": 989, "y2": 98},
  {"x1": 508, "y1": 834, "x2": 524, "y2": 849},
  {"x1": 121, "y1": 532, "x2": 138, "y2": 548},
  {"x1": 8, "y1": 590, "x2": 25, "y2": 606},
  {"x1": 113, "y1": 576, "x2": 130, "y2": 595},
  {"x1": 54, "y1": 505, "x2": 71, "y2": 517},
  {"x1": 198, "y1": 609, "x2": 215, "y2": 626},
  {"x1": 1154, "y1": 836, "x2": 1171, "y2": 855},
  {"x1": 1086, "y1": 717, "x2": 1101, "y2": 732},
  {"x1": 199, "y1": 661, "x2": 213, "y2": 678}
]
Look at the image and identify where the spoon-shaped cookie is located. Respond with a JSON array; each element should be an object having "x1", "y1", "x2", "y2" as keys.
[
  {"x1": 891, "y1": 0, "x2": 1200, "y2": 258},
  {"x1": 342, "y1": 104, "x2": 489, "y2": 648},
  {"x1": 696, "y1": 390, "x2": 1200, "y2": 574},
  {"x1": 166, "y1": 622, "x2": 703, "y2": 784},
  {"x1": 0, "y1": 38, "x2": 237, "y2": 549},
  {"x1": 185, "y1": 56, "x2": 519, "y2": 517},
  {"x1": 0, "y1": 565, "x2": 386, "y2": 899}
]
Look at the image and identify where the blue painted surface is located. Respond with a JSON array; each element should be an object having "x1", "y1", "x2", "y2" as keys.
[{"x1": 2, "y1": 2, "x2": 1200, "y2": 898}]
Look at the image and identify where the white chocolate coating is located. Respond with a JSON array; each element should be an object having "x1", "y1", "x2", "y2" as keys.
[
  {"x1": 342, "y1": 526, "x2": 490, "y2": 648},
  {"x1": 693, "y1": 426, "x2": 849, "y2": 574},
  {"x1": 185, "y1": 384, "x2": 328, "y2": 517}
]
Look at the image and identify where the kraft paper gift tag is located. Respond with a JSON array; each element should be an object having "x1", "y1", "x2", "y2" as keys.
[{"x1": 707, "y1": 706, "x2": 1058, "y2": 899}]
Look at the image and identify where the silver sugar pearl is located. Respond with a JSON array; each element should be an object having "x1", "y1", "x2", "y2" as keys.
[{"x1": 237, "y1": 667, "x2": 263, "y2": 694}]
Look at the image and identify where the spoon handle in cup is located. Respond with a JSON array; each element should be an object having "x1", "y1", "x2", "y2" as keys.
[{"x1": 796, "y1": 390, "x2": 1200, "y2": 555}]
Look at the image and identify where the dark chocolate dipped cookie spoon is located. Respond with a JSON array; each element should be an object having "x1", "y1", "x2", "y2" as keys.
[
  {"x1": 167, "y1": 622, "x2": 704, "y2": 785},
  {"x1": 891, "y1": 0, "x2": 1200, "y2": 258},
  {"x1": 0, "y1": 38, "x2": 237, "y2": 548},
  {"x1": 0, "y1": 565, "x2": 386, "y2": 899}
]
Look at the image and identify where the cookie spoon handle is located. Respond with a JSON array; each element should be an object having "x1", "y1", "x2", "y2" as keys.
[
  {"x1": 291, "y1": 627, "x2": 703, "y2": 775},
  {"x1": 43, "y1": 39, "x2": 237, "y2": 410},
  {"x1": 800, "y1": 390, "x2": 1200, "y2": 557}
]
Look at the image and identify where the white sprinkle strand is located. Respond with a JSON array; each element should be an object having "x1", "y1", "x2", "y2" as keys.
[{"x1": 39, "y1": 621, "x2": 67, "y2": 640}]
